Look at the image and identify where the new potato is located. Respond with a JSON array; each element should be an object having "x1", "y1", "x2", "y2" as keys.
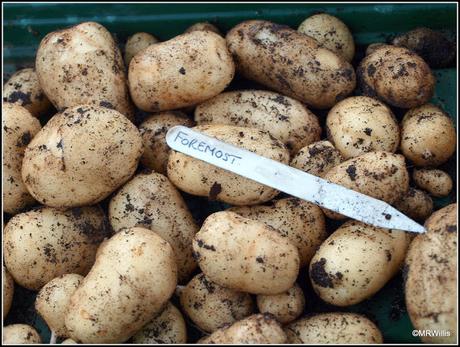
[
  {"x1": 3, "y1": 324, "x2": 42, "y2": 344},
  {"x1": 124, "y1": 32, "x2": 159, "y2": 65},
  {"x1": 185, "y1": 22, "x2": 221, "y2": 35},
  {"x1": 394, "y1": 187, "x2": 433, "y2": 222},
  {"x1": 413, "y1": 168, "x2": 453, "y2": 197}
]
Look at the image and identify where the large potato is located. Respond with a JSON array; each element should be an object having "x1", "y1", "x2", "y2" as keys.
[
  {"x1": 194, "y1": 90, "x2": 321, "y2": 154},
  {"x1": 109, "y1": 172, "x2": 198, "y2": 282},
  {"x1": 394, "y1": 187, "x2": 433, "y2": 222},
  {"x1": 193, "y1": 211, "x2": 299, "y2": 295},
  {"x1": 226, "y1": 20, "x2": 355, "y2": 109},
  {"x1": 124, "y1": 32, "x2": 159, "y2": 65},
  {"x1": 309, "y1": 221, "x2": 411, "y2": 306},
  {"x1": 405, "y1": 204, "x2": 457, "y2": 344},
  {"x1": 167, "y1": 125, "x2": 289, "y2": 205},
  {"x1": 3, "y1": 324, "x2": 42, "y2": 344},
  {"x1": 36, "y1": 22, "x2": 133, "y2": 118},
  {"x1": 3, "y1": 206, "x2": 109, "y2": 290},
  {"x1": 129, "y1": 30, "x2": 234, "y2": 112},
  {"x1": 65, "y1": 227, "x2": 177, "y2": 343},
  {"x1": 3, "y1": 103, "x2": 41, "y2": 214},
  {"x1": 3, "y1": 267, "x2": 14, "y2": 319},
  {"x1": 413, "y1": 168, "x2": 453, "y2": 197},
  {"x1": 22, "y1": 105, "x2": 143, "y2": 208}
]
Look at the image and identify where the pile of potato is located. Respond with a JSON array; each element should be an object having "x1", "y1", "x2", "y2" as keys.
[{"x1": 2, "y1": 12, "x2": 456, "y2": 345}]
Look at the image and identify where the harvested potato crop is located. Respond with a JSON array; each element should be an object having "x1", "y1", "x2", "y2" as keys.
[
  {"x1": 22, "y1": 105, "x2": 143, "y2": 208},
  {"x1": 394, "y1": 187, "x2": 433, "y2": 222},
  {"x1": 3, "y1": 324, "x2": 42, "y2": 344},
  {"x1": 226, "y1": 20, "x2": 356, "y2": 109},
  {"x1": 185, "y1": 22, "x2": 221, "y2": 35},
  {"x1": 3, "y1": 267, "x2": 14, "y2": 319},
  {"x1": 413, "y1": 168, "x2": 453, "y2": 197},
  {"x1": 124, "y1": 32, "x2": 159, "y2": 65}
]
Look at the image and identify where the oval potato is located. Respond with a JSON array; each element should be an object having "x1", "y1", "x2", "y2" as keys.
[
  {"x1": 413, "y1": 168, "x2": 453, "y2": 197},
  {"x1": 124, "y1": 32, "x2": 159, "y2": 66},
  {"x1": 394, "y1": 187, "x2": 433, "y2": 222},
  {"x1": 3, "y1": 324, "x2": 42, "y2": 344}
]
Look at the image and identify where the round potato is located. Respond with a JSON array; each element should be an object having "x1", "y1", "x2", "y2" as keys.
[
  {"x1": 413, "y1": 168, "x2": 453, "y2": 197},
  {"x1": 193, "y1": 211, "x2": 299, "y2": 295},
  {"x1": 185, "y1": 22, "x2": 221, "y2": 35},
  {"x1": 3, "y1": 206, "x2": 109, "y2": 290},
  {"x1": 22, "y1": 105, "x2": 143, "y2": 208},
  {"x1": 124, "y1": 32, "x2": 159, "y2": 65},
  {"x1": 129, "y1": 30, "x2": 234, "y2": 112},
  {"x1": 3, "y1": 324, "x2": 42, "y2": 344},
  {"x1": 285, "y1": 313, "x2": 383, "y2": 343},
  {"x1": 400, "y1": 104, "x2": 456, "y2": 167},
  {"x1": 394, "y1": 187, "x2": 433, "y2": 222},
  {"x1": 3, "y1": 267, "x2": 14, "y2": 319},
  {"x1": 65, "y1": 227, "x2": 177, "y2": 343},
  {"x1": 3, "y1": 103, "x2": 41, "y2": 214},
  {"x1": 326, "y1": 96, "x2": 400, "y2": 159},
  {"x1": 226, "y1": 20, "x2": 355, "y2": 109},
  {"x1": 180, "y1": 273, "x2": 254, "y2": 333}
]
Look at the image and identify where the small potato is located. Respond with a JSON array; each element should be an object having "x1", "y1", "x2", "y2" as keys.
[
  {"x1": 405, "y1": 204, "x2": 457, "y2": 343},
  {"x1": 285, "y1": 313, "x2": 383, "y2": 343},
  {"x1": 226, "y1": 20, "x2": 355, "y2": 109},
  {"x1": 195, "y1": 90, "x2": 321, "y2": 155},
  {"x1": 228, "y1": 198, "x2": 326, "y2": 267},
  {"x1": 3, "y1": 206, "x2": 109, "y2": 290},
  {"x1": 61, "y1": 339, "x2": 78, "y2": 344},
  {"x1": 185, "y1": 22, "x2": 221, "y2": 35},
  {"x1": 36, "y1": 22, "x2": 133, "y2": 119},
  {"x1": 298, "y1": 13, "x2": 355, "y2": 62},
  {"x1": 167, "y1": 125, "x2": 290, "y2": 205},
  {"x1": 400, "y1": 104, "x2": 456, "y2": 167},
  {"x1": 256, "y1": 283, "x2": 305, "y2": 324},
  {"x1": 65, "y1": 227, "x2": 177, "y2": 343},
  {"x1": 309, "y1": 221, "x2": 411, "y2": 306},
  {"x1": 180, "y1": 273, "x2": 254, "y2": 333},
  {"x1": 3, "y1": 103, "x2": 41, "y2": 214},
  {"x1": 358, "y1": 45, "x2": 435, "y2": 108},
  {"x1": 3, "y1": 267, "x2": 14, "y2": 319},
  {"x1": 365, "y1": 43, "x2": 390, "y2": 56},
  {"x1": 109, "y1": 172, "x2": 198, "y2": 282},
  {"x1": 3, "y1": 68, "x2": 52, "y2": 117},
  {"x1": 132, "y1": 302, "x2": 187, "y2": 344},
  {"x1": 326, "y1": 96, "x2": 400, "y2": 159},
  {"x1": 193, "y1": 211, "x2": 299, "y2": 295},
  {"x1": 129, "y1": 30, "x2": 234, "y2": 112},
  {"x1": 394, "y1": 187, "x2": 433, "y2": 222},
  {"x1": 413, "y1": 168, "x2": 453, "y2": 197},
  {"x1": 22, "y1": 105, "x2": 143, "y2": 208},
  {"x1": 124, "y1": 32, "x2": 159, "y2": 65},
  {"x1": 35, "y1": 274, "x2": 83, "y2": 338},
  {"x1": 139, "y1": 111, "x2": 194, "y2": 174},
  {"x1": 3, "y1": 324, "x2": 42, "y2": 344}
]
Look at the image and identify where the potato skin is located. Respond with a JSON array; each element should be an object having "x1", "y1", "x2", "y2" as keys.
[
  {"x1": 413, "y1": 168, "x2": 453, "y2": 197},
  {"x1": 180, "y1": 273, "x2": 254, "y2": 332},
  {"x1": 3, "y1": 324, "x2": 42, "y2": 344},
  {"x1": 3, "y1": 206, "x2": 109, "y2": 291},
  {"x1": 185, "y1": 22, "x2": 221, "y2": 35},
  {"x1": 109, "y1": 172, "x2": 198, "y2": 282},
  {"x1": 326, "y1": 96, "x2": 400, "y2": 159},
  {"x1": 61, "y1": 339, "x2": 78, "y2": 344},
  {"x1": 3, "y1": 68, "x2": 52, "y2": 117},
  {"x1": 124, "y1": 32, "x2": 159, "y2": 65},
  {"x1": 3, "y1": 267, "x2": 14, "y2": 319},
  {"x1": 405, "y1": 204, "x2": 457, "y2": 343},
  {"x1": 3, "y1": 103, "x2": 41, "y2": 214},
  {"x1": 129, "y1": 30, "x2": 234, "y2": 112},
  {"x1": 36, "y1": 22, "x2": 133, "y2": 119},
  {"x1": 226, "y1": 20, "x2": 355, "y2": 109},
  {"x1": 365, "y1": 43, "x2": 390, "y2": 56},
  {"x1": 309, "y1": 221, "x2": 411, "y2": 306},
  {"x1": 195, "y1": 90, "x2": 320, "y2": 155},
  {"x1": 65, "y1": 227, "x2": 177, "y2": 343},
  {"x1": 22, "y1": 105, "x2": 143, "y2": 208},
  {"x1": 193, "y1": 211, "x2": 299, "y2": 295},
  {"x1": 394, "y1": 187, "x2": 433, "y2": 222},
  {"x1": 285, "y1": 313, "x2": 383, "y2": 343},
  {"x1": 358, "y1": 45, "x2": 435, "y2": 108},
  {"x1": 167, "y1": 125, "x2": 290, "y2": 205}
]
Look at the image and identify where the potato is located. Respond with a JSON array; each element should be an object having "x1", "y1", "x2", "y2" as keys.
[
  {"x1": 35, "y1": 274, "x2": 83, "y2": 337},
  {"x1": 3, "y1": 68, "x2": 52, "y2": 117},
  {"x1": 180, "y1": 273, "x2": 254, "y2": 333},
  {"x1": 285, "y1": 312, "x2": 383, "y2": 343},
  {"x1": 3, "y1": 267, "x2": 14, "y2": 319},
  {"x1": 36, "y1": 22, "x2": 133, "y2": 119},
  {"x1": 3, "y1": 103, "x2": 41, "y2": 214},
  {"x1": 3, "y1": 206, "x2": 109, "y2": 291},
  {"x1": 226, "y1": 20, "x2": 356, "y2": 109},
  {"x1": 405, "y1": 204, "x2": 457, "y2": 343},
  {"x1": 365, "y1": 43, "x2": 390, "y2": 56},
  {"x1": 199, "y1": 314, "x2": 287, "y2": 344},
  {"x1": 326, "y1": 96, "x2": 400, "y2": 159},
  {"x1": 129, "y1": 30, "x2": 234, "y2": 112},
  {"x1": 290, "y1": 140, "x2": 343, "y2": 178},
  {"x1": 193, "y1": 211, "x2": 299, "y2": 295},
  {"x1": 3, "y1": 324, "x2": 42, "y2": 344},
  {"x1": 394, "y1": 187, "x2": 433, "y2": 222},
  {"x1": 109, "y1": 172, "x2": 198, "y2": 282},
  {"x1": 124, "y1": 32, "x2": 159, "y2": 65},
  {"x1": 413, "y1": 168, "x2": 453, "y2": 197},
  {"x1": 357, "y1": 45, "x2": 435, "y2": 108},
  {"x1": 400, "y1": 104, "x2": 456, "y2": 167},
  {"x1": 139, "y1": 111, "x2": 194, "y2": 174},
  {"x1": 309, "y1": 221, "x2": 411, "y2": 306},
  {"x1": 167, "y1": 125, "x2": 290, "y2": 205},
  {"x1": 61, "y1": 339, "x2": 78, "y2": 344},
  {"x1": 65, "y1": 227, "x2": 177, "y2": 343},
  {"x1": 228, "y1": 197, "x2": 326, "y2": 267},
  {"x1": 298, "y1": 13, "x2": 355, "y2": 62},
  {"x1": 185, "y1": 22, "x2": 221, "y2": 35},
  {"x1": 195, "y1": 90, "x2": 320, "y2": 155},
  {"x1": 256, "y1": 283, "x2": 305, "y2": 324},
  {"x1": 132, "y1": 302, "x2": 187, "y2": 344},
  {"x1": 22, "y1": 105, "x2": 143, "y2": 208}
]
